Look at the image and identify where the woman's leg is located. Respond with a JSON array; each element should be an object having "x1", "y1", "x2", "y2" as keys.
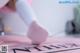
[{"x1": 16, "y1": 0, "x2": 48, "y2": 45}]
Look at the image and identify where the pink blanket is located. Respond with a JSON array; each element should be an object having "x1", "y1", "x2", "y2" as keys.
[{"x1": 0, "y1": 36, "x2": 80, "y2": 53}]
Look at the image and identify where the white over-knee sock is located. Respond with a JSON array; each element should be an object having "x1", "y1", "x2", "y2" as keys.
[
  {"x1": 16, "y1": 0, "x2": 48, "y2": 44},
  {"x1": 16, "y1": 0, "x2": 37, "y2": 26}
]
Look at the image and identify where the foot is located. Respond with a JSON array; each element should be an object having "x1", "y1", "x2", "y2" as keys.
[{"x1": 27, "y1": 21, "x2": 48, "y2": 45}]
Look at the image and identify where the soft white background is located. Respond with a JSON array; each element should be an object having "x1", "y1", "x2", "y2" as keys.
[{"x1": 32, "y1": 0, "x2": 78, "y2": 36}]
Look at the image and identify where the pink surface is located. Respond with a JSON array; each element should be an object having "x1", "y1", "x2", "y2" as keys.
[{"x1": 0, "y1": 36, "x2": 80, "y2": 53}]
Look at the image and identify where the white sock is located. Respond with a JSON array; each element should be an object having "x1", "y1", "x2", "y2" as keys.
[
  {"x1": 16, "y1": 0, "x2": 37, "y2": 26},
  {"x1": 16, "y1": 0, "x2": 48, "y2": 44}
]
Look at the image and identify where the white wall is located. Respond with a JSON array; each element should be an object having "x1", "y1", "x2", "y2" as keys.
[{"x1": 32, "y1": 0, "x2": 78, "y2": 35}]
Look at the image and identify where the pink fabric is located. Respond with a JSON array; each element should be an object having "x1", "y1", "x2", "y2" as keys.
[
  {"x1": 28, "y1": 0, "x2": 32, "y2": 5},
  {"x1": 0, "y1": 0, "x2": 32, "y2": 13},
  {"x1": 0, "y1": 36, "x2": 80, "y2": 53},
  {"x1": 0, "y1": 7, "x2": 13, "y2": 13},
  {"x1": 0, "y1": 35, "x2": 31, "y2": 46}
]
